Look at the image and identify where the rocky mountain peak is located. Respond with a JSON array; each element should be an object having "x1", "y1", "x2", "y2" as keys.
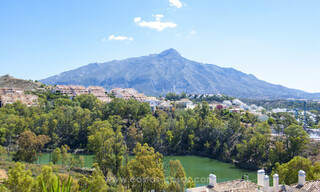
[{"x1": 158, "y1": 48, "x2": 181, "y2": 58}]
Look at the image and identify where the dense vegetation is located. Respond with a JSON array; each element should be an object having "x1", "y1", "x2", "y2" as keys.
[
  {"x1": 241, "y1": 99, "x2": 320, "y2": 112},
  {"x1": 191, "y1": 94, "x2": 234, "y2": 103},
  {"x1": 0, "y1": 91, "x2": 319, "y2": 191},
  {"x1": 272, "y1": 156, "x2": 320, "y2": 185}
]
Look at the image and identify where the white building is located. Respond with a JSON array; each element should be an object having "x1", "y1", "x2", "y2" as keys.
[{"x1": 187, "y1": 169, "x2": 320, "y2": 192}]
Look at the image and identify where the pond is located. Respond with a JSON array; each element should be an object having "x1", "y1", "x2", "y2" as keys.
[{"x1": 37, "y1": 153, "x2": 256, "y2": 186}]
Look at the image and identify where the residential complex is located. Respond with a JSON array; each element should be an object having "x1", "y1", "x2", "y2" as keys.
[
  {"x1": 0, "y1": 88, "x2": 38, "y2": 107},
  {"x1": 52, "y1": 85, "x2": 112, "y2": 103},
  {"x1": 53, "y1": 85, "x2": 88, "y2": 97},
  {"x1": 87, "y1": 86, "x2": 112, "y2": 103},
  {"x1": 110, "y1": 88, "x2": 147, "y2": 101},
  {"x1": 144, "y1": 97, "x2": 172, "y2": 111},
  {"x1": 0, "y1": 88, "x2": 24, "y2": 95}
]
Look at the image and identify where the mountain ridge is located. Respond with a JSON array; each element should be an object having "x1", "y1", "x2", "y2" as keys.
[
  {"x1": 40, "y1": 49, "x2": 320, "y2": 99},
  {"x1": 0, "y1": 74, "x2": 40, "y2": 90}
]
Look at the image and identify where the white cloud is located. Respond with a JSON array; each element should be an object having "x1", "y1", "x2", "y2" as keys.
[
  {"x1": 108, "y1": 35, "x2": 133, "y2": 41},
  {"x1": 169, "y1": 0, "x2": 183, "y2": 8},
  {"x1": 101, "y1": 38, "x2": 107, "y2": 42},
  {"x1": 154, "y1": 14, "x2": 164, "y2": 21},
  {"x1": 134, "y1": 15, "x2": 177, "y2": 31},
  {"x1": 190, "y1": 30, "x2": 196, "y2": 34},
  {"x1": 134, "y1": 17, "x2": 141, "y2": 23}
]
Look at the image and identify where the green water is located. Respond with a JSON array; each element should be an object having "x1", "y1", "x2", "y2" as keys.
[
  {"x1": 163, "y1": 156, "x2": 256, "y2": 185},
  {"x1": 37, "y1": 154, "x2": 256, "y2": 186}
]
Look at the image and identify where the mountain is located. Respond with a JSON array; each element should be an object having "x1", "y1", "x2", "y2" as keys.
[
  {"x1": 40, "y1": 49, "x2": 320, "y2": 99},
  {"x1": 0, "y1": 74, "x2": 40, "y2": 90}
]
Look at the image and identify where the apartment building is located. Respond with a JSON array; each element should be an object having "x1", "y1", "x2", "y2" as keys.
[
  {"x1": 0, "y1": 88, "x2": 24, "y2": 95},
  {"x1": 0, "y1": 94, "x2": 38, "y2": 107},
  {"x1": 111, "y1": 88, "x2": 146, "y2": 101},
  {"x1": 53, "y1": 85, "x2": 87, "y2": 97},
  {"x1": 52, "y1": 85, "x2": 113, "y2": 103},
  {"x1": 87, "y1": 86, "x2": 112, "y2": 103}
]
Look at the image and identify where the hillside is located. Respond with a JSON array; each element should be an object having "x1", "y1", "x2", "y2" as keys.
[
  {"x1": 40, "y1": 49, "x2": 320, "y2": 99},
  {"x1": 0, "y1": 74, "x2": 40, "y2": 90}
]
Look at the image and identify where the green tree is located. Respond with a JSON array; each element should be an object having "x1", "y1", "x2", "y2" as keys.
[
  {"x1": 236, "y1": 133, "x2": 270, "y2": 169},
  {"x1": 88, "y1": 121, "x2": 125, "y2": 176},
  {"x1": 180, "y1": 92, "x2": 187, "y2": 99},
  {"x1": 255, "y1": 121, "x2": 271, "y2": 135},
  {"x1": 167, "y1": 160, "x2": 187, "y2": 192},
  {"x1": 107, "y1": 115, "x2": 122, "y2": 131},
  {"x1": 104, "y1": 98, "x2": 127, "y2": 118},
  {"x1": 137, "y1": 102, "x2": 151, "y2": 119},
  {"x1": 78, "y1": 156, "x2": 85, "y2": 168},
  {"x1": 165, "y1": 92, "x2": 180, "y2": 101},
  {"x1": 186, "y1": 177, "x2": 195, "y2": 189},
  {"x1": 115, "y1": 184, "x2": 131, "y2": 192},
  {"x1": 32, "y1": 165, "x2": 58, "y2": 192},
  {"x1": 13, "y1": 130, "x2": 50, "y2": 163},
  {"x1": 267, "y1": 117, "x2": 275, "y2": 125},
  {"x1": 269, "y1": 141, "x2": 286, "y2": 165},
  {"x1": 61, "y1": 145, "x2": 71, "y2": 166},
  {"x1": 74, "y1": 94, "x2": 99, "y2": 111},
  {"x1": 200, "y1": 101, "x2": 210, "y2": 118},
  {"x1": 0, "y1": 127, "x2": 6, "y2": 145},
  {"x1": 272, "y1": 156, "x2": 320, "y2": 185},
  {"x1": 87, "y1": 163, "x2": 109, "y2": 192},
  {"x1": 284, "y1": 125, "x2": 309, "y2": 158},
  {"x1": 128, "y1": 143, "x2": 165, "y2": 192},
  {"x1": 141, "y1": 115, "x2": 161, "y2": 148},
  {"x1": 6, "y1": 162, "x2": 33, "y2": 192},
  {"x1": 51, "y1": 147, "x2": 62, "y2": 164},
  {"x1": 0, "y1": 145, "x2": 7, "y2": 161},
  {"x1": 69, "y1": 156, "x2": 77, "y2": 168}
]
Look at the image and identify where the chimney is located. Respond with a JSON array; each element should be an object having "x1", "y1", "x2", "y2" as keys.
[
  {"x1": 257, "y1": 169, "x2": 265, "y2": 186},
  {"x1": 273, "y1": 174, "x2": 279, "y2": 191},
  {"x1": 298, "y1": 170, "x2": 306, "y2": 186},
  {"x1": 263, "y1": 175, "x2": 269, "y2": 192},
  {"x1": 209, "y1": 174, "x2": 217, "y2": 187}
]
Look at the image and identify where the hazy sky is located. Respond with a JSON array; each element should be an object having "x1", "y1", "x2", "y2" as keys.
[{"x1": 0, "y1": 0, "x2": 319, "y2": 93}]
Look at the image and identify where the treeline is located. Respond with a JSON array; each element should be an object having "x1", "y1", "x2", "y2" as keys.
[
  {"x1": 241, "y1": 99, "x2": 320, "y2": 112},
  {"x1": 0, "y1": 143, "x2": 195, "y2": 192},
  {"x1": 241, "y1": 99, "x2": 320, "y2": 128},
  {"x1": 0, "y1": 91, "x2": 319, "y2": 191},
  {"x1": 164, "y1": 92, "x2": 234, "y2": 103},
  {"x1": 165, "y1": 92, "x2": 187, "y2": 101},
  {"x1": 191, "y1": 94, "x2": 234, "y2": 103},
  {"x1": 0, "y1": 93, "x2": 150, "y2": 149},
  {"x1": 0, "y1": 91, "x2": 315, "y2": 168}
]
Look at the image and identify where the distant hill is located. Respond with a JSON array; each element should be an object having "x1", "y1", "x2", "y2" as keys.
[
  {"x1": 40, "y1": 49, "x2": 320, "y2": 99},
  {"x1": 0, "y1": 75, "x2": 40, "y2": 90}
]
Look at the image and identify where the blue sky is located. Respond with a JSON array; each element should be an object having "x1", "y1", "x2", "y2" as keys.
[{"x1": 0, "y1": 0, "x2": 319, "y2": 93}]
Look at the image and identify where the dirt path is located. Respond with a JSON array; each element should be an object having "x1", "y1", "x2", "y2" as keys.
[{"x1": 0, "y1": 169, "x2": 8, "y2": 181}]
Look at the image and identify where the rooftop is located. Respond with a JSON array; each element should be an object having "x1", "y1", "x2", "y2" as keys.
[
  {"x1": 187, "y1": 180, "x2": 258, "y2": 192},
  {"x1": 290, "y1": 180, "x2": 320, "y2": 192}
]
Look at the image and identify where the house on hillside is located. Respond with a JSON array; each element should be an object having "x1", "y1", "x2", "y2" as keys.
[
  {"x1": 175, "y1": 98, "x2": 194, "y2": 109},
  {"x1": 87, "y1": 86, "x2": 112, "y2": 103},
  {"x1": 144, "y1": 97, "x2": 162, "y2": 111},
  {"x1": 0, "y1": 88, "x2": 24, "y2": 95},
  {"x1": 0, "y1": 87, "x2": 38, "y2": 107},
  {"x1": 53, "y1": 85, "x2": 88, "y2": 98},
  {"x1": 87, "y1": 86, "x2": 106, "y2": 96},
  {"x1": 110, "y1": 88, "x2": 146, "y2": 101},
  {"x1": 0, "y1": 95, "x2": 38, "y2": 107}
]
